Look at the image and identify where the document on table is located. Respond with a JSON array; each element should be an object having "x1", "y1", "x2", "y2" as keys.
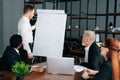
[{"x1": 74, "y1": 65, "x2": 87, "y2": 72}]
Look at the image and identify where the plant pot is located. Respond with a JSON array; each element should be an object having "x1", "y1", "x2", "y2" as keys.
[{"x1": 16, "y1": 76, "x2": 24, "y2": 80}]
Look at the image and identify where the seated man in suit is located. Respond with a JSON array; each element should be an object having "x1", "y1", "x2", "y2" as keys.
[
  {"x1": 0, "y1": 34, "x2": 45, "y2": 72},
  {"x1": 81, "y1": 38, "x2": 120, "y2": 80},
  {"x1": 80, "y1": 30, "x2": 103, "y2": 70}
]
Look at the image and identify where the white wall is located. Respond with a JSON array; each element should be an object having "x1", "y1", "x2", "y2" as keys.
[
  {"x1": 0, "y1": 0, "x2": 3, "y2": 55},
  {"x1": 2, "y1": 0, "x2": 24, "y2": 54}
]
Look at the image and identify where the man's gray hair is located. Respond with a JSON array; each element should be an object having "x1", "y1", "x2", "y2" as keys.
[{"x1": 84, "y1": 30, "x2": 95, "y2": 42}]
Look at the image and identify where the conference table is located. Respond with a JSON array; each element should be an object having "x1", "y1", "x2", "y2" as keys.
[
  {"x1": 0, "y1": 71, "x2": 83, "y2": 80},
  {"x1": 0, "y1": 62, "x2": 83, "y2": 80}
]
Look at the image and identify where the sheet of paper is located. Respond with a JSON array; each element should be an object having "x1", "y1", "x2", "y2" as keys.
[{"x1": 74, "y1": 65, "x2": 87, "y2": 72}]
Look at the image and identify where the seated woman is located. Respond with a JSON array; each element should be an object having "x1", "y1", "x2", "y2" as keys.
[{"x1": 82, "y1": 38, "x2": 120, "y2": 80}]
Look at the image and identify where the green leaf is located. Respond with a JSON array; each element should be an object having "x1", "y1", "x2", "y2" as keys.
[{"x1": 11, "y1": 61, "x2": 30, "y2": 76}]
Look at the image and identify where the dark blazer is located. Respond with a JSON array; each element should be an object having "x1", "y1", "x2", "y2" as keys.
[
  {"x1": 0, "y1": 46, "x2": 21, "y2": 71},
  {"x1": 81, "y1": 42, "x2": 103, "y2": 70},
  {"x1": 94, "y1": 61, "x2": 112, "y2": 80},
  {"x1": 88, "y1": 42, "x2": 103, "y2": 70}
]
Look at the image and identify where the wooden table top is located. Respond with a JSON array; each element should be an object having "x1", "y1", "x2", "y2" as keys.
[
  {"x1": 0, "y1": 62, "x2": 84, "y2": 80},
  {"x1": 0, "y1": 71, "x2": 83, "y2": 80},
  {"x1": 25, "y1": 72, "x2": 74, "y2": 80}
]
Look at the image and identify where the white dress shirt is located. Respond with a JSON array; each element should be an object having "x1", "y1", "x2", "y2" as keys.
[
  {"x1": 14, "y1": 48, "x2": 20, "y2": 55},
  {"x1": 18, "y1": 16, "x2": 35, "y2": 53},
  {"x1": 84, "y1": 45, "x2": 90, "y2": 62}
]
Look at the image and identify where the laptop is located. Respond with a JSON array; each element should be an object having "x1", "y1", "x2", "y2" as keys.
[{"x1": 47, "y1": 57, "x2": 74, "y2": 75}]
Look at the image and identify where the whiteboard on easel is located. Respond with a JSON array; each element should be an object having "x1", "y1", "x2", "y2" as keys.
[{"x1": 33, "y1": 9, "x2": 67, "y2": 57}]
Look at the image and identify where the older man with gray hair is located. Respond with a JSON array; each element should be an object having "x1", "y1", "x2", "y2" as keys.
[{"x1": 81, "y1": 30, "x2": 102, "y2": 70}]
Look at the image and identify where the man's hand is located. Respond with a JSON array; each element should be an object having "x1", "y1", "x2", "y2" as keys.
[
  {"x1": 34, "y1": 21, "x2": 38, "y2": 27},
  {"x1": 82, "y1": 70, "x2": 90, "y2": 79},
  {"x1": 86, "y1": 69, "x2": 99, "y2": 75},
  {"x1": 28, "y1": 53, "x2": 33, "y2": 59},
  {"x1": 31, "y1": 66, "x2": 45, "y2": 73}
]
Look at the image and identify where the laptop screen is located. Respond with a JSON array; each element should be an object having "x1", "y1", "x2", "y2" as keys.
[{"x1": 47, "y1": 57, "x2": 74, "y2": 75}]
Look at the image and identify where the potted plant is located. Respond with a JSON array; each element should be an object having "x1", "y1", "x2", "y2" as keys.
[{"x1": 11, "y1": 61, "x2": 30, "y2": 80}]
